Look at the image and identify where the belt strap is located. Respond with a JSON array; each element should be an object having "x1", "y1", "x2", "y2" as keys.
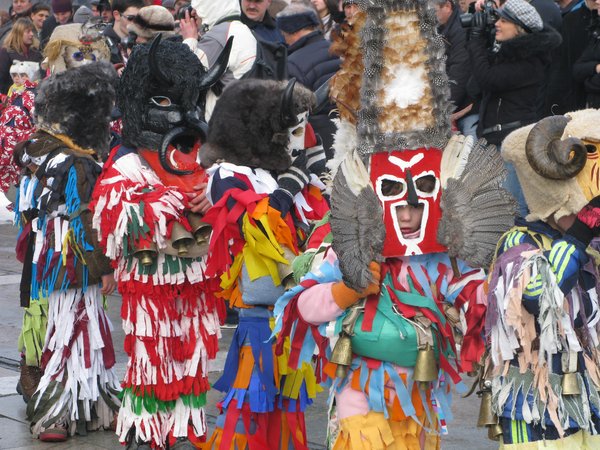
[{"x1": 482, "y1": 121, "x2": 523, "y2": 135}]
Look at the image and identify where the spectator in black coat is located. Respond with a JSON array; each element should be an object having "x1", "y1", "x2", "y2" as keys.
[
  {"x1": 241, "y1": 0, "x2": 285, "y2": 43},
  {"x1": 547, "y1": 0, "x2": 597, "y2": 114},
  {"x1": 277, "y1": 4, "x2": 340, "y2": 158},
  {"x1": 0, "y1": 0, "x2": 33, "y2": 45},
  {"x1": 468, "y1": 0, "x2": 562, "y2": 146},
  {"x1": 435, "y1": 0, "x2": 475, "y2": 135},
  {"x1": 573, "y1": 11, "x2": 600, "y2": 107}
]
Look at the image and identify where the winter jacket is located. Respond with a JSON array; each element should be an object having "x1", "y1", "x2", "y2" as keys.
[
  {"x1": 438, "y1": 6, "x2": 470, "y2": 111},
  {"x1": 241, "y1": 10, "x2": 284, "y2": 44},
  {"x1": 572, "y1": 28, "x2": 600, "y2": 108},
  {"x1": 0, "y1": 47, "x2": 42, "y2": 95},
  {"x1": 547, "y1": 6, "x2": 596, "y2": 114},
  {"x1": 287, "y1": 30, "x2": 340, "y2": 157},
  {"x1": 467, "y1": 27, "x2": 562, "y2": 145}
]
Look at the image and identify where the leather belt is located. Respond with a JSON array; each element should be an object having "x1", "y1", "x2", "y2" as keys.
[{"x1": 482, "y1": 120, "x2": 523, "y2": 135}]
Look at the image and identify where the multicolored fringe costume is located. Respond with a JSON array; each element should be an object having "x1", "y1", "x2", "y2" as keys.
[
  {"x1": 91, "y1": 145, "x2": 222, "y2": 448},
  {"x1": 273, "y1": 228, "x2": 487, "y2": 449},
  {"x1": 486, "y1": 219, "x2": 600, "y2": 448},
  {"x1": 21, "y1": 130, "x2": 120, "y2": 437},
  {"x1": 202, "y1": 162, "x2": 329, "y2": 450}
]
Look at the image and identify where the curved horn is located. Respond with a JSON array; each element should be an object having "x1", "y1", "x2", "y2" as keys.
[
  {"x1": 159, "y1": 127, "x2": 197, "y2": 175},
  {"x1": 525, "y1": 115, "x2": 587, "y2": 180},
  {"x1": 198, "y1": 36, "x2": 234, "y2": 92},
  {"x1": 148, "y1": 34, "x2": 172, "y2": 87},
  {"x1": 280, "y1": 78, "x2": 297, "y2": 128},
  {"x1": 183, "y1": 111, "x2": 208, "y2": 144}
]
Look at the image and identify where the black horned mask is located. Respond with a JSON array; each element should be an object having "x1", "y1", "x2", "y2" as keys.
[
  {"x1": 201, "y1": 78, "x2": 315, "y2": 173},
  {"x1": 118, "y1": 35, "x2": 232, "y2": 174}
]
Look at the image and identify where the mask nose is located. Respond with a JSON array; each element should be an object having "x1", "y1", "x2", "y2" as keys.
[{"x1": 406, "y1": 169, "x2": 419, "y2": 207}]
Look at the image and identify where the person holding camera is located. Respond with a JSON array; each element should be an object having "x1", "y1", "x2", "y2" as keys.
[{"x1": 467, "y1": 0, "x2": 561, "y2": 146}]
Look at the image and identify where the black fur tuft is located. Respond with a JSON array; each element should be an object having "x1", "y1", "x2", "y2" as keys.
[
  {"x1": 203, "y1": 79, "x2": 315, "y2": 172},
  {"x1": 35, "y1": 61, "x2": 118, "y2": 157}
]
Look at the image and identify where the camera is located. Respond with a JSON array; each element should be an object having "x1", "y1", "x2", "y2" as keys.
[
  {"x1": 460, "y1": 0, "x2": 498, "y2": 29},
  {"x1": 176, "y1": 4, "x2": 193, "y2": 21}
]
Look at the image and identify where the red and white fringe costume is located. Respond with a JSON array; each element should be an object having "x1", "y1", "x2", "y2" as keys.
[{"x1": 91, "y1": 147, "x2": 221, "y2": 449}]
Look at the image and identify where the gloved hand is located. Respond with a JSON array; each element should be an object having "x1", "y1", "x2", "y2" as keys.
[
  {"x1": 566, "y1": 196, "x2": 600, "y2": 246},
  {"x1": 470, "y1": 12, "x2": 487, "y2": 39},
  {"x1": 332, "y1": 262, "x2": 381, "y2": 309},
  {"x1": 277, "y1": 151, "x2": 310, "y2": 198},
  {"x1": 305, "y1": 140, "x2": 327, "y2": 177}
]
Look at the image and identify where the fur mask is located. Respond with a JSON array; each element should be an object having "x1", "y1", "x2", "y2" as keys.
[
  {"x1": 201, "y1": 79, "x2": 315, "y2": 172},
  {"x1": 34, "y1": 61, "x2": 118, "y2": 157}
]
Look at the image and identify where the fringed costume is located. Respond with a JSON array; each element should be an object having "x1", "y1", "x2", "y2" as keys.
[
  {"x1": 18, "y1": 62, "x2": 121, "y2": 441},
  {"x1": 199, "y1": 78, "x2": 330, "y2": 449},
  {"x1": 484, "y1": 109, "x2": 600, "y2": 448},
  {"x1": 274, "y1": 1, "x2": 517, "y2": 448},
  {"x1": 91, "y1": 36, "x2": 232, "y2": 450}
]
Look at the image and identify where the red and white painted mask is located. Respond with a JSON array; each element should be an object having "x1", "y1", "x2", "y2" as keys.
[{"x1": 370, "y1": 148, "x2": 446, "y2": 257}]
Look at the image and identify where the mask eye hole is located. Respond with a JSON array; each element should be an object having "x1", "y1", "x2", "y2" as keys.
[
  {"x1": 72, "y1": 51, "x2": 84, "y2": 61},
  {"x1": 415, "y1": 175, "x2": 437, "y2": 194},
  {"x1": 586, "y1": 144, "x2": 598, "y2": 154},
  {"x1": 150, "y1": 96, "x2": 172, "y2": 107},
  {"x1": 380, "y1": 179, "x2": 406, "y2": 197},
  {"x1": 291, "y1": 127, "x2": 304, "y2": 137},
  {"x1": 89, "y1": 53, "x2": 96, "y2": 61}
]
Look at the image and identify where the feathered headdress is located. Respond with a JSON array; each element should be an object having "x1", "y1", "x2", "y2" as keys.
[{"x1": 329, "y1": 0, "x2": 515, "y2": 285}]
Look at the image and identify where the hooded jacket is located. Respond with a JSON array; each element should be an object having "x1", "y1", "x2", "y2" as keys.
[
  {"x1": 467, "y1": 27, "x2": 562, "y2": 145},
  {"x1": 186, "y1": 0, "x2": 256, "y2": 118}
]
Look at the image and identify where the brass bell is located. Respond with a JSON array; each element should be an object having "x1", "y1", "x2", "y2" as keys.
[
  {"x1": 277, "y1": 246, "x2": 297, "y2": 290},
  {"x1": 187, "y1": 213, "x2": 212, "y2": 245},
  {"x1": 562, "y1": 372, "x2": 581, "y2": 396},
  {"x1": 171, "y1": 222, "x2": 194, "y2": 256},
  {"x1": 477, "y1": 390, "x2": 497, "y2": 427},
  {"x1": 330, "y1": 333, "x2": 353, "y2": 379},
  {"x1": 134, "y1": 242, "x2": 157, "y2": 267},
  {"x1": 413, "y1": 343, "x2": 438, "y2": 389},
  {"x1": 487, "y1": 422, "x2": 503, "y2": 441}
]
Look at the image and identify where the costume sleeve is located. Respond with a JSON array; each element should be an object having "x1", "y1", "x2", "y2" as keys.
[
  {"x1": 446, "y1": 262, "x2": 487, "y2": 371},
  {"x1": 90, "y1": 149, "x2": 188, "y2": 261},
  {"x1": 72, "y1": 159, "x2": 113, "y2": 279},
  {"x1": 297, "y1": 282, "x2": 344, "y2": 325}
]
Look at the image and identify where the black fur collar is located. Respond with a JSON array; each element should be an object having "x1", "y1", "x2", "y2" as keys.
[{"x1": 494, "y1": 27, "x2": 562, "y2": 61}]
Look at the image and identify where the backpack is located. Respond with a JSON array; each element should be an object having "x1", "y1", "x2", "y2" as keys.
[{"x1": 242, "y1": 32, "x2": 288, "y2": 81}]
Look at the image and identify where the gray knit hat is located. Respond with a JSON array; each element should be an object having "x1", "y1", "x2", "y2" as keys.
[
  {"x1": 497, "y1": 0, "x2": 543, "y2": 33},
  {"x1": 127, "y1": 5, "x2": 176, "y2": 40}
]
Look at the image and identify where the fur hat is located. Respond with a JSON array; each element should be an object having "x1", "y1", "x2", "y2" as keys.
[
  {"x1": 43, "y1": 23, "x2": 110, "y2": 73},
  {"x1": 276, "y1": 5, "x2": 320, "y2": 34},
  {"x1": 127, "y1": 6, "x2": 176, "y2": 40},
  {"x1": 34, "y1": 61, "x2": 118, "y2": 156},
  {"x1": 201, "y1": 79, "x2": 315, "y2": 172},
  {"x1": 9, "y1": 60, "x2": 40, "y2": 82}
]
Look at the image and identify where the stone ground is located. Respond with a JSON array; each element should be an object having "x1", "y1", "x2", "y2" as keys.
[{"x1": 0, "y1": 222, "x2": 494, "y2": 449}]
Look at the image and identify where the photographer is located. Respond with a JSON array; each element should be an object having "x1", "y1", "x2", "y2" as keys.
[
  {"x1": 467, "y1": 0, "x2": 561, "y2": 146},
  {"x1": 572, "y1": 8, "x2": 600, "y2": 107}
]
